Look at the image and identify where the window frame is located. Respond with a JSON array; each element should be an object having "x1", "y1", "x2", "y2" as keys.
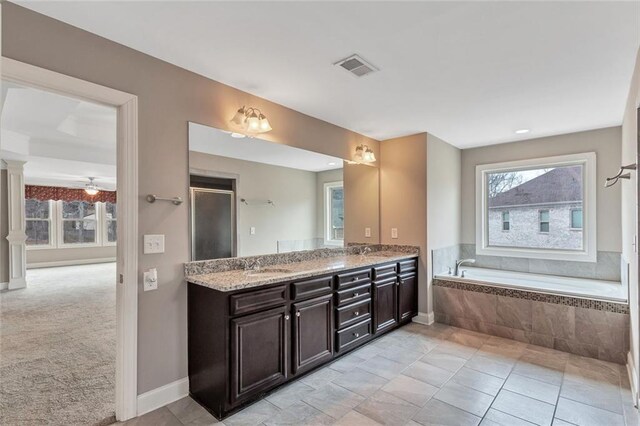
[
  {"x1": 324, "y1": 181, "x2": 344, "y2": 246},
  {"x1": 475, "y1": 152, "x2": 596, "y2": 262},
  {"x1": 538, "y1": 209, "x2": 550, "y2": 234},
  {"x1": 103, "y1": 202, "x2": 117, "y2": 247},
  {"x1": 58, "y1": 200, "x2": 101, "y2": 248},
  {"x1": 25, "y1": 199, "x2": 56, "y2": 250}
]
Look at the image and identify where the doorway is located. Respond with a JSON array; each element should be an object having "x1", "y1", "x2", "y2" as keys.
[{"x1": 1, "y1": 58, "x2": 138, "y2": 421}]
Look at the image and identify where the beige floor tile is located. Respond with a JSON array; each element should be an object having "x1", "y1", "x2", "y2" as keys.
[
  {"x1": 465, "y1": 354, "x2": 514, "y2": 379},
  {"x1": 333, "y1": 410, "x2": 382, "y2": 426},
  {"x1": 299, "y1": 367, "x2": 343, "y2": 389},
  {"x1": 263, "y1": 400, "x2": 334, "y2": 426},
  {"x1": 412, "y1": 398, "x2": 481, "y2": 426},
  {"x1": 555, "y1": 397, "x2": 625, "y2": 426},
  {"x1": 512, "y1": 359, "x2": 564, "y2": 386},
  {"x1": 503, "y1": 374, "x2": 560, "y2": 405},
  {"x1": 332, "y1": 368, "x2": 389, "y2": 397},
  {"x1": 167, "y1": 397, "x2": 220, "y2": 425},
  {"x1": 121, "y1": 407, "x2": 182, "y2": 426},
  {"x1": 450, "y1": 367, "x2": 504, "y2": 396},
  {"x1": 481, "y1": 408, "x2": 537, "y2": 426},
  {"x1": 265, "y1": 381, "x2": 316, "y2": 409},
  {"x1": 381, "y1": 374, "x2": 438, "y2": 407},
  {"x1": 433, "y1": 381, "x2": 494, "y2": 417},
  {"x1": 420, "y1": 350, "x2": 467, "y2": 372},
  {"x1": 358, "y1": 355, "x2": 407, "y2": 379},
  {"x1": 355, "y1": 390, "x2": 420, "y2": 425},
  {"x1": 223, "y1": 400, "x2": 281, "y2": 426},
  {"x1": 302, "y1": 383, "x2": 365, "y2": 419},
  {"x1": 491, "y1": 390, "x2": 555, "y2": 426},
  {"x1": 403, "y1": 360, "x2": 455, "y2": 387}
]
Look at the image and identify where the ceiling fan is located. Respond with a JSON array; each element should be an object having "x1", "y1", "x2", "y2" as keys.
[{"x1": 67, "y1": 177, "x2": 106, "y2": 195}]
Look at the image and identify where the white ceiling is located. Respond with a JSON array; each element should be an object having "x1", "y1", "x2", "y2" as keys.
[
  {"x1": 1, "y1": 81, "x2": 117, "y2": 189},
  {"x1": 189, "y1": 122, "x2": 344, "y2": 173},
  {"x1": 16, "y1": 1, "x2": 640, "y2": 148}
]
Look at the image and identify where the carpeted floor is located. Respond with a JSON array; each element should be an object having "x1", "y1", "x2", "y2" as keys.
[{"x1": 0, "y1": 263, "x2": 116, "y2": 425}]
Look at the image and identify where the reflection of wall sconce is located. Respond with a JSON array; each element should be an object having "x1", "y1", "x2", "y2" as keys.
[
  {"x1": 229, "y1": 106, "x2": 272, "y2": 135},
  {"x1": 354, "y1": 144, "x2": 376, "y2": 163}
]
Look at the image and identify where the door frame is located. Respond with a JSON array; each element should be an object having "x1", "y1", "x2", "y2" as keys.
[{"x1": 1, "y1": 57, "x2": 139, "y2": 420}]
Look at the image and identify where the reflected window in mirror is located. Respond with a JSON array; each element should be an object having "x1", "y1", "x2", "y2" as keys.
[{"x1": 324, "y1": 181, "x2": 344, "y2": 245}]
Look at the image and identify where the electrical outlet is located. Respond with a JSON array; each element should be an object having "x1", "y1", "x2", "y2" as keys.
[
  {"x1": 250, "y1": 227, "x2": 256, "y2": 235},
  {"x1": 365, "y1": 227, "x2": 371, "y2": 238},
  {"x1": 143, "y1": 268, "x2": 158, "y2": 291},
  {"x1": 391, "y1": 228, "x2": 398, "y2": 239},
  {"x1": 144, "y1": 234, "x2": 165, "y2": 254}
]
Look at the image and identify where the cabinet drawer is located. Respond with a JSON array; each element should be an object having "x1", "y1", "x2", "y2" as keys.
[
  {"x1": 335, "y1": 319, "x2": 371, "y2": 353},
  {"x1": 291, "y1": 276, "x2": 333, "y2": 301},
  {"x1": 337, "y1": 269, "x2": 371, "y2": 289},
  {"x1": 336, "y1": 298, "x2": 371, "y2": 329},
  {"x1": 229, "y1": 285, "x2": 287, "y2": 316},
  {"x1": 398, "y1": 259, "x2": 418, "y2": 274},
  {"x1": 373, "y1": 263, "x2": 397, "y2": 280},
  {"x1": 336, "y1": 283, "x2": 371, "y2": 306}
]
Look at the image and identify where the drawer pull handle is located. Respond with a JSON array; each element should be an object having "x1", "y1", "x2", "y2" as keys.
[
  {"x1": 354, "y1": 332, "x2": 360, "y2": 338},
  {"x1": 354, "y1": 292, "x2": 359, "y2": 297},
  {"x1": 296, "y1": 312, "x2": 301, "y2": 317},
  {"x1": 353, "y1": 277, "x2": 360, "y2": 281},
  {"x1": 285, "y1": 315, "x2": 290, "y2": 320},
  {"x1": 354, "y1": 311, "x2": 360, "y2": 316}
]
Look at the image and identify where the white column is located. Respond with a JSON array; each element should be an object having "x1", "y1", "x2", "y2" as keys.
[{"x1": 4, "y1": 160, "x2": 27, "y2": 290}]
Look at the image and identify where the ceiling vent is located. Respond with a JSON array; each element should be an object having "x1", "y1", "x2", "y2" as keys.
[{"x1": 334, "y1": 54, "x2": 378, "y2": 77}]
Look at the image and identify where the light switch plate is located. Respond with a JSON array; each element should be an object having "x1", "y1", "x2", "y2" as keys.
[
  {"x1": 144, "y1": 234, "x2": 165, "y2": 254},
  {"x1": 391, "y1": 228, "x2": 398, "y2": 239},
  {"x1": 365, "y1": 227, "x2": 371, "y2": 238},
  {"x1": 250, "y1": 227, "x2": 256, "y2": 235}
]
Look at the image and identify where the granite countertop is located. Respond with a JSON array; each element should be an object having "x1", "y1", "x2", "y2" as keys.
[{"x1": 186, "y1": 250, "x2": 418, "y2": 292}]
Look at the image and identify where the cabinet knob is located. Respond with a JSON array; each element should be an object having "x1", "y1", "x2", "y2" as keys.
[
  {"x1": 354, "y1": 333, "x2": 360, "y2": 338},
  {"x1": 354, "y1": 292, "x2": 359, "y2": 297},
  {"x1": 354, "y1": 311, "x2": 360, "y2": 316},
  {"x1": 353, "y1": 277, "x2": 359, "y2": 282},
  {"x1": 285, "y1": 315, "x2": 290, "y2": 320},
  {"x1": 296, "y1": 312, "x2": 301, "y2": 317}
]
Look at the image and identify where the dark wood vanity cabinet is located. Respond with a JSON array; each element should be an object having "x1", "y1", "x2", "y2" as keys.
[{"x1": 187, "y1": 256, "x2": 418, "y2": 419}]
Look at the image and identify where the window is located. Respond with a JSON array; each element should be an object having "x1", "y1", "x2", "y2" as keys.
[
  {"x1": 61, "y1": 201, "x2": 97, "y2": 245},
  {"x1": 105, "y1": 202, "x2": 117, "y2": 244},
  {"x1": 571, "y1": 208, "x2": 583, "y2": 229},
  {"x1": 324, "y1": 182, "x2": 344, "y2": 245},
  {"x1": 502, "y1": 211, "x2": 510, "y2": 231},
  {"x1": 539, "y1": 210, "x2": 550, "y2": 233},
  {"x1": 476, "y1": 152, "x2": 596, "y2": 262},
  {"x1": 25, "y1": 199, "x2": 52, "y2": 246}
]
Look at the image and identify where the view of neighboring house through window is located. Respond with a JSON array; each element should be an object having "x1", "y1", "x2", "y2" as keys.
[
  {"x1": 325, "y1": 182, "x2": 344, "y2": 244},
  {"x1": 62, "y1": 201, "x2": 97, "y2": 244},
  {"x1": 105, "y1": 201, "x2": 117, "y2": 243},
  {"x1": 25, "y1": 199, "x2": 52, "y2": 246},
  {"x1": 481, "y1": 157, "x2": 592, "y2": 257}
]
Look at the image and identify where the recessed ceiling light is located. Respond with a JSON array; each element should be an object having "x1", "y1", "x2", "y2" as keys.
[
  {"x1": 328, "y1": 162, "x2": 337, "y2": 166},
  {"x1": 515, "y1": 129, "x2": 530, "y2": 134}
]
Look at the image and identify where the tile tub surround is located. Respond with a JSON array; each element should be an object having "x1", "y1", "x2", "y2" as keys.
[
  {"x1": 434, "y1": 279, "x2": 630, "y2": 364},
  {"x1": 184, "y1": 245, "x2": 419, "y2": 291},
  {"x1": 432, "y1": 244, "x2": 622, "y2": 282}
]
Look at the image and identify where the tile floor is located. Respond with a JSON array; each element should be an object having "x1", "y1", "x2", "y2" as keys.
[{"x1": 122, "y1": 322, "x2": 640, "y2": 426}]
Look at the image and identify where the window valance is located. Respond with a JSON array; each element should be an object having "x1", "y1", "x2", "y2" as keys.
[{"x1": 25, "y1": 185, "x2": 117, "y2": 204}]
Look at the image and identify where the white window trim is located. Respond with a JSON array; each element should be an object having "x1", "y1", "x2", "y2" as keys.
[
  {"x1": 475, "y1": 152, "x2": 597, "y2": 263},
  {"x1": 25, "y1": 199, "x2": 56, "y2": 250},
  {"x1": 324, "y1": 181, "x2": 344, "y2": 246}
]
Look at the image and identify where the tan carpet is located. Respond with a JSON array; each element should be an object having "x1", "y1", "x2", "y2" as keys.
[{"x1": 0, "y1": 263, "x2": 116, "y2": 425}]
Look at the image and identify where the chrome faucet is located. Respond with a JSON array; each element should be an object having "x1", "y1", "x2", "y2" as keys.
[{"x1": 454, "y1": 259, "x2": 475, "y2": 276}]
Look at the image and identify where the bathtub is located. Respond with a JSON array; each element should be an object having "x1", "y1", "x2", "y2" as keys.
[{"x1": 434, "y1": 266, "x2": 627, "y2": 303}]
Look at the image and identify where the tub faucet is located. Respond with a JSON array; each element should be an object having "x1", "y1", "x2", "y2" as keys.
[{"x1": 454, "y1": 259, "x2": 475, "y2": 276}]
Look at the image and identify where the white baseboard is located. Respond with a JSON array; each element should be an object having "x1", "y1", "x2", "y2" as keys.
[
  {"x1": 0, "y1": 282, "x2": 8, "y2": 291},
  {"x1": 628, "y1": 351, "x2": 638, "y2": 408},
  {"x1": 27, "y1": 257, "x2": 116, "y2": 269},
  {"x1": 412, "y1": 311, "x2": 434, "y2": 325},
  {"x1": 137, "y1": 377, "x2": 189, "y2": 417}
]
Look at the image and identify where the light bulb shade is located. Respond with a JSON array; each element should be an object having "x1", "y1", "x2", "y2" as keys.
[
  {"x1": 230, "y1": 107, "x2": 246, "y2": 126},
  {"x1": 364, "y1": 147, "x2": 376, "y2": 163},
  {"x1": 85, "y1": 188, "x2": 99, "y2": 196},
  {"x1": 354, "y1": 145, "x2": 365, "y2": 162},
  {"x1": 258, "y1": 114, "x2": 272, "y2": 132}
]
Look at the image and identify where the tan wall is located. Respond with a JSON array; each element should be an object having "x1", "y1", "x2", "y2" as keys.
[
  {"x1": 1, "y1": 3, "x2": 379, "y2": 394},
  {"x1": 190, "y1": 152, "x2": 319, "y2": 256},
  {"x1": 426, "y1": 134, "x2": 461, "y2": 314},
  {"x1": 621, "y1": 48, "x2": 640, "y2": 388},
  {"x1": 0, "y1": 170, "x2": 8, "y2": 283},
  {"x1": 344, "y1": 163, "x2": 380, "y2": 244},
  {"x1": 315, "y1": 168, "x2": 344, "y2": 240},
  {"x1": 380, "y1": 134, "x2": 428, "y2": 312},
  {"x1": 461, "y1": 126, "x2": 623, "y2": 252},
  {"x1": 27, "y1": 246, "x2": 116, "y2": 267}
]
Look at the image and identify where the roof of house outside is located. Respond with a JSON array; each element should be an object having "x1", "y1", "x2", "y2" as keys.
[{"x1": 488, "y1": 166, "x2": 582, "y2": 208}]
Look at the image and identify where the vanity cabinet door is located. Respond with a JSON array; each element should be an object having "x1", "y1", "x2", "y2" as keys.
[
  {"x1": 292, "y1": 294, "x2": 334, "y2": 375},
  {"x1": 398, "y1": 273, "x2": 417, "y2": 323},
  {"x1": 373, "y1": 277, "x2": 398, "y2": 333},
  {"x1": 230, "y1": 306, "x2": 288, "y2": 404}
]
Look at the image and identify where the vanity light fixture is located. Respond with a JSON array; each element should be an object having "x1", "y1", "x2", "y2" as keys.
[
  {"x1": 354, "y1": 144, "x2": 376, "y2": 163},
  {"x1": 84, "y1": 177, "x2": 100, "y2": 196},
  {"x1": 229, "y1": 106, "x2": 272, "y2": 135}
]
